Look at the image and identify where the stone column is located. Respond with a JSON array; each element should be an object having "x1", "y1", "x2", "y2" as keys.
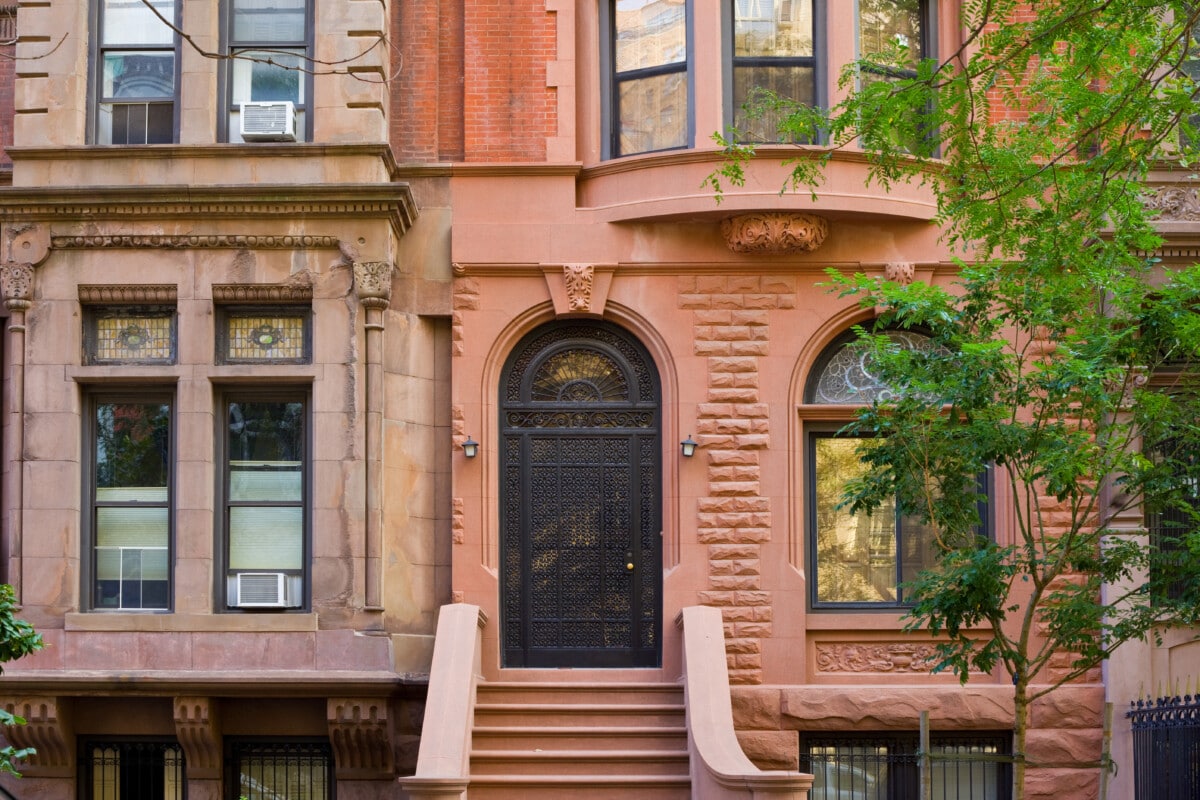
[
  {"x1": 354, "y1": 261, "x2": 394, "y2": 611},
  {"x1": 1, "y1": 262, "x2": 32, "y2": 600}
]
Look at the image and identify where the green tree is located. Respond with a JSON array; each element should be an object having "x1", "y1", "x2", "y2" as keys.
[
  {"x1": 713, "y1": 3, "x2": 1200, "y2": 798},
  {"x1": 0, "y1": 583, "x2": 42, "y2": 776}
]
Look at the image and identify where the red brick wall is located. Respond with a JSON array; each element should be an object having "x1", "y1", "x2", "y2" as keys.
[{"x1": 392, "y1": 0, "x2": 464, "y2": 161}]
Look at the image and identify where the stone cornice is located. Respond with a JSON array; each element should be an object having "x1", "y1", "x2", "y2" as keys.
[
  {"x1": 58, "y1": 234, "x2": 342, "y2": 251},
  {"x1": 0, "y1": 670, "x2": 422, "y2": 696},
  {"x1": 212, "y1": 283, "x2": 314, "y2": 304},
  {"x1": 79, "y1": 284, "x2": 178, "y2": 304},
  {"x1": 0, "y1": 183, "x2": 418, "y2": 236}
]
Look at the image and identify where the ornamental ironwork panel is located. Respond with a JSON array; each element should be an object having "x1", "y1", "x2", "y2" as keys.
[
  {"x1": 1128, "y1": 694, "x2": 1200, "y2": 800},
  {"x1": 500, "y1": 321, "x2": 661, "y2": 668}
]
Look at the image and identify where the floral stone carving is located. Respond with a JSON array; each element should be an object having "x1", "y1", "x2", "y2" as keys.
[{"x1": 721, "y1": 213, "x2": 829, "y2": 255}]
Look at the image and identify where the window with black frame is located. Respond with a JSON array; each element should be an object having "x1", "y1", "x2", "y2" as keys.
[
  {"x1": 94, "y1": 0, "x2": 179, "y2": 144},
  {"x1": 730, "y1": 0, "x2": 819, "y2": 142},
  {"x1": 82, "y1": 739, "x2": 185, "y2": 800},
  {"x1": 804, "y1": 328, "x2": 988, "y2": 609},
  {"x1": 229, "y1": 739, "x2": 332, "y2": 800},
  {"x1": 610, "y1": 0, "x2": 690, "y2": 156},
  {"x1": 224, "y1": 0, "x2": 312, "y2": 142},
  {"x1": 87, "y1": 395, "x2": 173, "y2": 611},
  {"x1": 222, "y1": 393, "x2": 308, "y2": 610},
  {"x1": 1144, "y1": 432, "x2": 1199, "y2": 604}
]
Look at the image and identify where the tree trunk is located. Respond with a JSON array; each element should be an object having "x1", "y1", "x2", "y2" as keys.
[{"x1": 1013, "y1": 682, "x2": 1030, "y2": 800}]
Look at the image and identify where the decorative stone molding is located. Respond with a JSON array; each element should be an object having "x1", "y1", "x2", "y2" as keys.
[
  {"x1": 327, "y1": 697, "x2": 394, "y2": 779},
  {"x1": 1, "y1": 262, "x2": 33, "y2": 310},
  {"x1": 563, "y1": 264, "x2": 594, "y2": 311},
  {"x1": 1143, "y1": 186, "x2": 1200, "y2": 220},
  {"x1": 721, "y1": 213, "x2": 829, "y2": 255},
  {"x1": 2, "y1": 696, "x2": 74, "y2": 776},
  {"x1": 452, "y1": 497, "x2": 465, "y2": 545},
  {"x1": 212, "y1": 282, "x2": 313, "y2": 305},
  {"x1": 354, "y1": 261, "x2": 394, "y2": 307},
  {"x1": 174, "y1": 697, "x2": 222, "y2": 780},
  {"x1": 884, "y1": 261, "x2": 915, "y2": 285},
  {"x1": 815, "y1": 642, "x2": 963, "y2": 674},
  {"x1": 79, "y1": 284, "x2": 178, "y2": 305},
  {"x1": 52, "y1": 234, "x2": 341, "y2": 250}
]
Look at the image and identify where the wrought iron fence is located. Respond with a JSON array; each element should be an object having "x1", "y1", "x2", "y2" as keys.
[{"x1": 1128, "y1": 694, "x2": 1200, "y2": 800}]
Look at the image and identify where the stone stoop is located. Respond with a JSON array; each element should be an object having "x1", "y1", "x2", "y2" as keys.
[{"x1": 466, "y1": 682, "x2": 692, "y2": 799}]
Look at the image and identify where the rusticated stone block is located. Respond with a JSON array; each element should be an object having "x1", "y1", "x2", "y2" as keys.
[
  {"x1": 1025, "y1": 728, "x2": 1102, "y2": 768},
  {"x1": 735, "y1": 434, "x2": 771, "y2": 449},
  {"x1": 708, "y1": 479, "x2": 759, "y2": 495},
  {"x1": 710, "y1": 575, "x2": 762, "y2": 590},
  {"x1": 707, "y1": 466, "x2": 760, "y2": 482},
  {"x1": 697, "y1": 527, "x2": 770, "y2": 544},
  {"x1": 711, "y1": 293, "x2": 750, "y2": 309},
  {"x1": 709, "y1": 388, "x2": 760, "y2": 402},
  {"x1": 732, "y1": 688, "x2": 784, "y2": 728},
  {"x1": 1029, "y1": 686, "x2": 1104, "y2": 729},
  {"x1": 709, "y1": 356, "x2": 759, "y2": 373},
  {"x1": 781, "y1": 686, "x2": 1013, "y2": 729},
  {"x1": 735, "y1": 622, "x2": 773, "y2": 638},
  {"x1": 727, "y1": 275, "x2": 761, "y2": 292},
  {"x1": 736, "y1": 403, "x2": 771, "y2": 417},
  {"x1": 709, "y1": 544, "x2": 760, "y2": 559},
  {"x1": 697, "y1": 419, "x2": 753, "y2": 435},
  {"x1": 680, "y1": 293, "x2": 713, "y2": 309},
  {"x1": 1025, "y1": 768, "x2": 1098, "y2": 800},
  {"x1": 728, "y1": 668, "x2": 762, "y2": 685},
  {"x1": 731, "y1": 340, "x2": 770, "y2": 356},
  {"x1": 734, "y1": 653, "x2": 763, "y2": 670},
  {"x1": 736, "y1": 731, "x2": 799, "y2": 771},
  {"x1": 697, "y1": 276, "x2": 728, "y2": 293},
  {"x1": 710, "y1": 371, "x2": 759, "y2": 389},
  {"x1": 761, "y1": 276, "x2": 797, "y2": 293},
  {"x1": 699, "y1": 497, "x2": 770, "y2": 513},
  {"x1": 695, "y1": 340, "x2": 732, "y2": 356},
  {"x1": 712, "y1": 325, "x2": 754, "y2": 341},
  {"x1": 698, "y1": 590, "x2": 737, "y2": 605},
  {"x1": 744, "y1": 294, "x2": 782, "y2": 309},
  {"x1": 695, "y1": 310, "x2": 733, "y2": 324},
  {"x1": 722, "y1": 606, "x2": 773, "y2": 622},
  {"x1": 731, "y1": 310, "x2": 770, "y2": 325},
  {"x1": 708, "y1": 449, "x2": 759, "y2": 466},
  {"x1": 697, "y1": 403, "x2": 735, "y2": 417},
  {"x1": 735, "y1": 590, "x2": 772, "y2": 605}
]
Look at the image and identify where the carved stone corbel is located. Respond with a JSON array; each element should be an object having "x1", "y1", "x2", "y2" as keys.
[
  {"x1": 543, "y1": 264, "x2": 616, "y2": 316},
  {"x1": 327, "y1": 697, "x2": 394, "y2": 779},
  {"x1": 564, "y1": 264, "x2": 594, "y2": 311},
  {"x1": 1, "y1": 262, "x2": 34, "y2": 312},
  {"x1": 354, "y1": 260, "x2": 395, "y2": 310},
  {"x1": 884, "y1": 261, "x2": 916, "y2": 286},
  {"x1": 721, "y1": 213, "x2": 829, "y2": 255},
  {"x1": 173, "y1": 697, "x2": 222, "y2": 780},
  {"x1": 2, "y1": 696, "x2": 74, "y2": 777}
]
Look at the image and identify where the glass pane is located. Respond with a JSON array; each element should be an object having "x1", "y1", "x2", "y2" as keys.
[
  {"x1": 240, "y1": 754, "x2": 328, "y2": 800},
  {"x1": 735, "y1": 0, "x2": 813, "y2": 57},
  {"x1": 231, "y1": 51, "x2": 305, "y2": 106},
  {"x1": 733, "y1": 65, "x2": 814, "y2": 140},
  {"x1": 808, "y1": 744, "x2": 889, "y2": 798},
  {"x1": 227, "y1": 401, "x2": 304, "y2": 462},
  {"x1": 814, "y1": 437, "x2": 898, "y2": 603},
  {"x1": 102, "y1": 52, "x2": 175, "y2": 99},
  {"x1": 92, "y1": 314, "x2": 174, "y2": 362},
  {"x1": 615, "y1": 0, "x2": 687, "y2": 72},
  {"x1": 618, "y1": 71, "x2": 688, "y2": 155},
  {"x1": 94, "y1": 546, "x2": 168, "y2": 609},
  {"x1": 232, "y1": 0, "x2": 307, "y2": 43},
  {"x1": 230, "y1": 461, "x2": 302, "y2": 501},
  {"x1": 809, "y1": 330, "x2": 936, "y2": 404},
  {"x1": 96, "y1": 507, "x2": 168, "y2": 547},
  {"x1": 224, "y1": 310, "x2": 308, "y2": 360},
  {"x1": 102, "y1": 0, "x2": 174, "y2": 45},
  {"x1": 95, "y1": 402, "x2": 170, "y2": 490},
  {"x1": 859, "y1": 0, "x2": 923, "y2": 63},
  {"x1": 229, "y1": 506, "x2": 303, "y2": 570}
]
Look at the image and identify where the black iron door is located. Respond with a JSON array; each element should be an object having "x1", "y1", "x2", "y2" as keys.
[{"x1": 500, "y1": 321, "x2": 662, "y2": 668}]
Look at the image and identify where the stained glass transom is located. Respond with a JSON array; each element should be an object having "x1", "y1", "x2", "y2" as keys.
[
  {"x1": 808, "y1": 330, "x2": 936, "y2": 404},
  {"x1": 87, "y1": 310, "x2": 175, "y2": 364},
  {"x1": 505, "y1": 324, "x2": 655, "y2": 403},
  {"x1": 531, "y1": 350, "x2": 629, "y2": 402},
  {"x1": 224, "y1": 312, "x2": 308, "y2": 362}
]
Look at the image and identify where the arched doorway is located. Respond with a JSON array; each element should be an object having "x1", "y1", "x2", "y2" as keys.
[{"x1": 499, "y1": 320, "x2": 662, "y2": 668}]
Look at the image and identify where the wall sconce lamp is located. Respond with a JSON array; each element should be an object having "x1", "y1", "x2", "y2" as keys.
[
  {"x1": 462, "y1": 436, "x2": 479, "y2": 458},
  {"x1": 680, "y1": 435, "x2": 698, "y2": 458}
]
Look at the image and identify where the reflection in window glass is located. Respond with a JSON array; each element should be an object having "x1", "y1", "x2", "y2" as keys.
[
  {"x1": 96, "y1": 1, "x2": 177, "y2": 143},
  {"x1": 231, "y1": 51, "x2": 304, "y2": 105},
  {"x1": 859, "y1": 0, "x2": 924, "y2": 72},
  {"x1": 732, "y1": 0, "x2": 815, "y2": 141},
  {"x1": 612, "y1": 0, "x2": 689, "y2": 156},
  {"x1": 101, "y1": 0, "x2": 174, "y2": 46}
]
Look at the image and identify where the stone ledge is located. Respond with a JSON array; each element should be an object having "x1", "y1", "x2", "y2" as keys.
[{"x1": 64, "y1": 611, "x2": 318, "y2": 632}]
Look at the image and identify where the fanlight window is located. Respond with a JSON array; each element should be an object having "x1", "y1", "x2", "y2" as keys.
[
  {"x1": 530, "y1": 349, "x2": 630, "y2": 402},
  {"x1": 807, "y1": 329, "x2": 937, "y2": 404}
]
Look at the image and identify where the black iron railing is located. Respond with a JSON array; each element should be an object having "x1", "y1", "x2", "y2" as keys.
[{"x1": 1129, "y1": 694, "x2": 1200, "y2": 800}]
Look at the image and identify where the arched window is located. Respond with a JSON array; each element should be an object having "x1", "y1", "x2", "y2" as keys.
[{"x1": 803, "y1": 327, "x2": 979, "y2": 608}]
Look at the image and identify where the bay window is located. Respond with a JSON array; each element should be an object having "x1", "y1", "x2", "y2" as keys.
[
  {"x1": 730, "y1": 0, "x2": 819, "y2": 141},
  {"x1": 609, "y1": 0, "x2": 690, "y2": 157}
]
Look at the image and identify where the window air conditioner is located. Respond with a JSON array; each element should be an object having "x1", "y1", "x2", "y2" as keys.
[
  {"x1": 231, "y1": 572, "x2": 302, "y2": 608},
  {"x1": 240, "y1": 101, "x2": 297, "y2": 142}
]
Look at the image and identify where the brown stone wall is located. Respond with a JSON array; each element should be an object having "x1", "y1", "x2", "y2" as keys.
[{"x1": 680, "y1": 275, "x2": 797, "y2": 685}]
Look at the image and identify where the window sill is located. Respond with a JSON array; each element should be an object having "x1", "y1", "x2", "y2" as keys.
[{"x1": 65, "y1": 611, "x2": 318, "y2": 632}]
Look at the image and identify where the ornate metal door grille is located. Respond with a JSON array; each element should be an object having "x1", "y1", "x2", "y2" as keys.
[{"x1": 500, "y1": 322, "x2": 662, "y2": 668}]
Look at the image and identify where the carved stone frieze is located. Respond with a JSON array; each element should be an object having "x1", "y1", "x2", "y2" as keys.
[
  {"x1": 212, "y1": 282, "x2": 313, "y2": 305},
  {"x1": 815, "y1": 643, "x2": 946, "y2": 674},
  {"x1": 1, "y1": 262, "x2": 33, "y2": 309},
  {"x1": 563, "y1": 264, "x2": 594, "y2": 311},
  {"x1": 1143, "y1": 186, "x2": 1200, "y2": 221},
  {"x1": 721, "y1": 213, "x2": 829, "y2": 255},
  {"x1": 327, "y1": 697, "x2": 394, "y2": 778},
  {"x1": 52, "y1": 234, "x2": 341, "y2": 250},
  {"x1": 884, "y1": 261, "x2": 915, "y2": 285},
  {"x1": 2, "y1": 696, "x2": 74, "y2": 776},
  {"x1": 354, "y1": 261, "x2": 394, "y2": 306},
  {"x1": 173, "y1": 696, "x2": 221, "y2": 779},
  {"x1": 79, "y1": 284, "x2": 178, "y2": 305}
]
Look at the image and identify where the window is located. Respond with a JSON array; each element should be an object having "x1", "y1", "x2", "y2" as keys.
[
  {"x1": 800, "y1": 731, "x2": 1011, "y2": 800},
  {"x1": 1145, "y1": 433, "x2": 1198, "y2": 604},
  {"x1": 86, "y1": 395, "x2": 173, "y2": 611},
  {"x1": 84, "y1": 306, "x2": 177, "y2": 365},
  {"x1": 804, "y1": 328, "x2": 987, "y2": 608},
  {"x1": 229, "y1": 739, "x2": 332, "y2": 800},
  {"x1": 729, "y1": 0, "x2": 819, "y2": 141},
  {"x1": 609, "y1": 0, "x2": 690, "y2": 157},
  {"x1": 858, "y1": 0, "x2": 929, "y2": 80},
  {"x1": 217, "y1": 306, "x2": 311, "y2": 364},
  {"x1": 224, "y1": 0, "x2": 313, "y2": 142},
  {"x1": 94, "y1": 0, "x2": 179, "y2": 144},
  {"x1": 221, "y1": 392, "x2": 308, "y2": 610},
  {"x1": 84, "y1": 739, "x2": 185, "y2": 800}
]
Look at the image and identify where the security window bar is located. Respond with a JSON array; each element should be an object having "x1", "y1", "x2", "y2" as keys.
[
  {"x1": 89, "y1": 398, "x2": 172, "y2": 611},
  {"x1": 611, "y1": 0, "x2": 690, "y2": 156},
  {"x1": 218, "y1": 308, "x2": 311, "y2": 364},
  {"x1": 1144, "y1": 434, "x2": 1198, "y2": 604},
  {"x1": 95, "y1": 0, "x2": 179, "y2": 144},
  {"x1": 83, "y1": 739, "x2": 185, "y2": 800},
  {"x1": 800, "y1": 732, "x2": 1011, "y2": 800},
  {"x1": 225, "y1": 0, "x2": 312, "y2": 142},
  {"x1": 84, "y1": 307, "x2": 177, "y2": 365},
  {"x1": 223, "y1": 395, "x2": 308, "y2": 609},
  {"x1": 229, "y1": 740, "x2": 332, "y2": 800},
  {"x1": 731, "y1": 0, "x2": 817, "y2": 142}
]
